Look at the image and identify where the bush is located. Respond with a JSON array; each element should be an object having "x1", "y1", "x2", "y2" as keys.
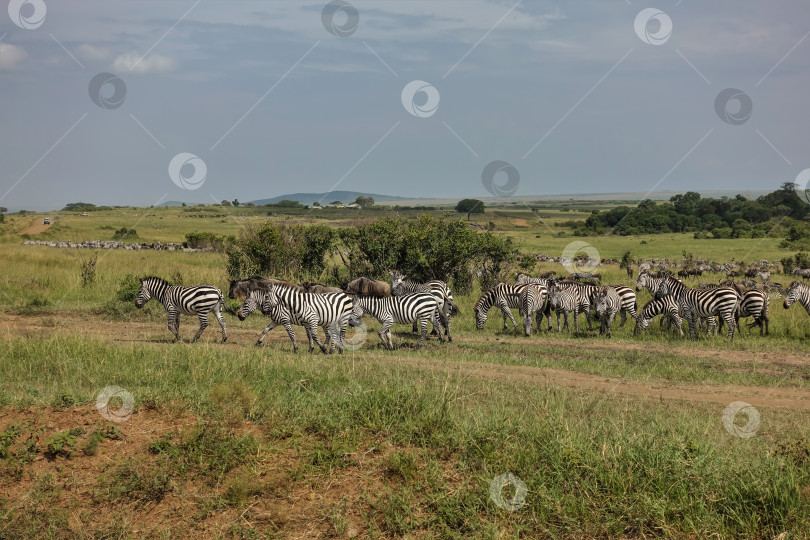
[
  {"x1": 116, "y1": 274, "x2": 141, "y2": 302},
  {"x1": 112, "y1": 227, "x2": 138, "y2": 240},
  {"x1": 80, "y1": 253, "x2": 97, "y2": 287},
  {"x1": 184, "y1": 232, "x2": 234, "y2": 251}
]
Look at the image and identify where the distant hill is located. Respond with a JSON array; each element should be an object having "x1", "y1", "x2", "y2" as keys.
[{"x1": 250, "y1": 191, "x2": 418, "y2": 207}]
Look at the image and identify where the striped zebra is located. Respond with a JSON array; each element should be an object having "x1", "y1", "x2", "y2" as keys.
[
  {"x1": 653, "y1": 276, "x2": 740, "y2": 340},
  {"x1": 633, "y1": 296, "x2": 683, "y2": 336},
  {"x1": 594, "y1": 286, "x2": 621, "y2": 338},
  {"x1": 515, "y1": 274, "x2": 553, "y2": 331},
  {"x1": 783, "y1": 281, "x2": 810, "y2": 315},
  {"x1": 135, "y1": 276, "x2": 227, "y2": 343},
  {"x1": 551, "y1": 280, "x2": 638, "y2": 330},
  {"x1": 389, "y1": 270, "x2": 458, "y2": 341},
  {"x1": 473, "y1": 283, "x2": 528, "y2": 331},
  {"x1": 349, "y1": 293, "x2": 442, "y2": 350},
  {"x1": 253, "y1": 283, "x2": 353, "y2": 354},
  {"x1": 235, "y1": 286, "x2": 342, "y2": 352},
  {"x1": 547, "y1": 281, "x2": 596, "y2": 330},
  {"x1": 520, "y1": 283, "x2": 548, "y2": 336},
  {"x1": 548, "y1": 287, "x2": 588, "y2": 333},
  {"x1": 739, "y1": 289, "x2": 769, "y2": 335}
]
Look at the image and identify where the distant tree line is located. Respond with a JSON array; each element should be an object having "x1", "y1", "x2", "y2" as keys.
[{"x1": 572, "y1": 183, "x2": 810, "y2": 244}]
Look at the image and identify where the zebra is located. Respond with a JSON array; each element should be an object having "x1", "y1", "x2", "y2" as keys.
[
  {"x1": 255, "y1": 283, "x2": 353, "y2": 354},
  {"x1": 515, "y1": 274, "x2": 553, "y2": 331},
  {"x1": 519, "y1": 283, "x2": 548, "y2": 336},
  {"x1": 783, "y1": 281, "x2": 810, "y2": 315},
  {"x1": 389, "y1": 270, "x2": 458, "y2": 341},
  {"x1": 548, "y1": 287, "x2": 588, "y2": 333},
  {"x1": 473, "y1": 283, "x2": 528, "y2": 331},
  {"x1": 594, "y1": 286, "x2": 621, "y2": 338},
  {"x1": 235, "y1": 287, "x2": 341, "y2": 352},
  {"x1": 633, "y1": 296, "x2": 683, "y2": 336},
  {"x1": 348, "y1": 293, "x2": 442, "y2": 350},
  {"x1": 739, "y1": 289, "x2": 769, "y2": 335},
  {"x1": 135, "y1": 276, "x2": 227, "y2": 343},
  {"x1": 653, "y1": 276, "x2": 740, "y2": 340}
]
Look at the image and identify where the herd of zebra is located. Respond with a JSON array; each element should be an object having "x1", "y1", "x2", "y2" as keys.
[{"x1": 133, "y1": 268, "x2": 810, "y2": 351}]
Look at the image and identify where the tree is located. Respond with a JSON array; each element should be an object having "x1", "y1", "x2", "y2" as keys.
[
  {"x1": 232, "y1": 199, "x2": 240, "y2": 207},
  {"x1": 221, "y1": 200, "x2": 231, "y2": 206},
  {"x1": 455, "y1": 199, "x2": 485, "y2": 220},
  {"x1": 354, "y1": 196, "x2": 374, "y2": 208},
  {"x1": 312, "y1": 201, "x2": 321, "y2": 207}
]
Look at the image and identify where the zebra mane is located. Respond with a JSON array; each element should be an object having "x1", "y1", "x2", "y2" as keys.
[{"x1": 142, "y1": 276, "x2": 171, "y2": 286}]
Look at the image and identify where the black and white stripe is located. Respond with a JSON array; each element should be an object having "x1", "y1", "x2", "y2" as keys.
[
  {"x1": 474, "y1": 283, "x2": 528, "y2": 331},
  {"x1": 548, "y1": 287, "x2": 589, "y2": 333},
  {"x1": 594, "y1": 286, "x2": 621, "y2": 338},
  {"x1": 520, "y1": 283, "x2": 548, "y2": 336},
  {"x1": 736, "y1": 289, "x2": 769, "y2": 335},
  {"x1": 654, "y1": 276, "x2": 740, "y2": 340},
  {"x1": 349, "y1": 293, "x2": 442, "y2": 350},
  {"x1": 784, "y1": 281, "x2": 810, "y2": 315},
  {"x1": 236, "y1": 287, "x2": 330, "y2": 352},
  {"x1": 254, "y1": 284, "x2": 354, "y2": 354},
  {"x1": 633, "y1": 296, "x2": 683, "y2": 336},
  {"x1": 135, "y1": 276, "x2": 227, "y2": 342},
  {"x1": 389, "y1": 270, "x2": 457, "y2": 341}
]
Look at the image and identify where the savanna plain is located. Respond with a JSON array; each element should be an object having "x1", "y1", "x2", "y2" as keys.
[{"x1": 1, "y1": 204, "x2": 809, "y2": 539}]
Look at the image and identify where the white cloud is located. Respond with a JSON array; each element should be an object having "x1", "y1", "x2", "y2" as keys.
[
  {"x1": 111, "y1": 52, "x2": 177, "y2": 74},
  {"x1": 0, "y1": 43, "x2": 28, "y2": 69},
  {"x1": 77, "y1": 43, "x2": 111, "y2": 61}
]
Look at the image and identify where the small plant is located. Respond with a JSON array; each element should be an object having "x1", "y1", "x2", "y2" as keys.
[
  {"x1": 79, "y1": 253, "x2": 97, "y2": 287},
  {"x1": 82, "y1": 426, "x2": 122, "y2": 456},
  {"x1": 52, "y1": 392, "x2": 76, "y2": 409},
  {"x1": 45, "y1": 428, "x2": 84, "y2": 459},
  {"x1": 116, "y1": 274, "x2": 141, "y2": 302}
]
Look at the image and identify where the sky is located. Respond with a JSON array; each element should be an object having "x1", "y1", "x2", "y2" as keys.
[{"x1": 0, "y1": 0, "x2": 808, "y2": 209}]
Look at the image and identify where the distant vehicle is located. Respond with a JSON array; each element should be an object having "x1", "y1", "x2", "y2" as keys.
[
  {"x1": 43, "y1": 218, "x2": 50, "y2": 225},
  {"x1": 81, "y1": 212, "x2": 89, "y2": 216}
]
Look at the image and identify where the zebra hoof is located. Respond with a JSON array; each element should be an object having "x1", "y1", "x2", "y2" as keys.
[
  {"x1": 222, "y1": 337, "x2": 227, "y2": 343},
  {"x1": 254, "y1": 341, "x2": 262, "y2": 347}
]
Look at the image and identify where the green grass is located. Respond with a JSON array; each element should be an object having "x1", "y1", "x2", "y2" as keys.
[{"x1": 2, "y1": 204, "x2": 810, "y2": 537}]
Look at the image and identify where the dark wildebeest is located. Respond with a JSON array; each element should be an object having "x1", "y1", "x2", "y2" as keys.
[
  {"x1": 626, "y1": 267, "x2": 634, "y2": 279},
  {"x1": 343, "y1": 277, "x2": 391, "y2": 297},
  {"x1": 300, "y1": 282, "x2": 343, "y2": 294}
]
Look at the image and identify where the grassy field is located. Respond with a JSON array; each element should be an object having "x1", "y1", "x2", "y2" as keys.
[{"x1": 1, "y1": 206, "x2": 809, "y2": 538}]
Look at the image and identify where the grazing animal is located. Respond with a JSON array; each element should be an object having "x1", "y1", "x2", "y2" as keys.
[
  {"x1": 548, "y1": 287, "x2": 588, "y2": 333},
  {"x1": 343, "y1": 277, "x2": 391, "y2": 297},
  {"x1": 519, "y1": 283, "x2": 548, "y2": 336},
  {"x1": 473, "y1": 283, "x2": 528, "y2": 331},
  {"x1": 653, "y1": 276, "x2": 740, "y2": 340},
  {"x1": 299, "y1": 282, "x2": 343, "y2": 294},
  {"x1": 633, "y1": 296, "x2": 683, "y2": 336},
  {"x1": 739, "y1": 289, "x2": 769, "y2": 335},
  {"x1": 240, "y1": 283, "x2": 353, "y2": 354},
  {"x1": 593, "y1": 286, "x2": 621, "y2": 338},
  {"x1": 228, "y1": 277, "x2": 302, "y2": 300},
  {"x1": 135, "y1": 276, "x2": 227, "y2": 343},
  {"x1": 626, "y1": 267, "x2": 634, "y2": 279},
  {"x1": 783, "y1": 281, "x2": 810, "y2": 315},
  {"x1": 349, "y1": 293, "x2": 442, "y2": 350},
  {"x1": 389, "y1": 270, "x2": 458, "y2": 341}
]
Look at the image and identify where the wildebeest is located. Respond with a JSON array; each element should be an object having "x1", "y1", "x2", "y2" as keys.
[
  {"x1": 300, "y1": 281, "x2": 343, "y2": 294},
  {"x1": 228, "y1": 276, "x2": 302, "y2": 300},
  {"x1": 343, "y1": 277, "x2": 391, "y2": 297}
]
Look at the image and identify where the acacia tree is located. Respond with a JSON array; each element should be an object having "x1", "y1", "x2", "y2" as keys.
[{"x1": 455, "y1": 199, "x2": 485, "y2": 220}]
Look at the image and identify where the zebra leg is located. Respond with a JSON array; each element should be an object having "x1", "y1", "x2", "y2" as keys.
[
  {"x1": 724, "y1": 313, "x2": 736, "y2": 341},
  {"x1": 378, "y1": 321, "x2": 393, "y2": 350},
  {"x1": 431, "y1": 310, "x2": 445, "y2": 343},
  {"x1": 583, "y1": 304, "x2": 593, "y2": 331},
  {"x1": 416, "y1": 317, "x2": 429, "y2": 350},
  {"x1": 545, "y1": 304, "x2": 553, "y2": 331},
  {"x1": 214, "y1": 303, "x2": 227, "y2": 343},
  {"x1": 617, "y1": 309, "x2": 627, "y2": 329},
  {"x1": 168, "y1": 310, "x2": 180, "y2": 342},
  {"x1": 573, "y1": 309, "x2": 579, "y2": 333},
  {"x1": 282, "y1": 322, "x2": 299, "y2": 353},
  {"x1": 192, "y1": 313, "x2": 209, "y2": 342},
  {"x1": 556, "y1": 311, "x2": 562, "y2": 332},
  {"x1": 256, "y1": 322, "x2": 279, "y2": 346},
  {"x1": 412, "y1": 321, "x2": 418, "y2": 334}
]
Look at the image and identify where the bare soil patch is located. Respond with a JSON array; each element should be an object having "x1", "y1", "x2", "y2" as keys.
[{"x1": 18, "y1": 219, "x2": 51, "y2": 236}]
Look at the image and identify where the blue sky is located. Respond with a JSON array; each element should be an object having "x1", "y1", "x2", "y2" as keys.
[{"x1": 0, "y1": 0, "x2": 808, "y2": 208}]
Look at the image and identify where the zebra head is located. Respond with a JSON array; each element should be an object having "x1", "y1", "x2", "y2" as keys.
[
  {"x1": 635, "y1": 272, "x2": 650, "y2": 292},
  {"x1": 633, "y1": 304, "x2": 654, "y2": 335},
  {"x1": 389, "y1": 269, "x2": 407, "y2": 295},
  {"x1": 237, "y1": 290, "x2": 264, "y2": 321},
  {"x1": 348, "y1": 295, "x2": 365, "y2": 327},
  {"x1": 135, "y1": 278, "x2": 152, "y2": 308},
  {"x1": 653, "y1": 279, "x2": 671, "y2": 300},
  {"x1": 515, "y1": 273, "x2": 530, "y2": 285},
  {"x1": 784, "y1": 281, "x2": 801, "y2": 309},
  {"x1": 594, "y1": 288, "x2": 609, "y2": 317}
]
